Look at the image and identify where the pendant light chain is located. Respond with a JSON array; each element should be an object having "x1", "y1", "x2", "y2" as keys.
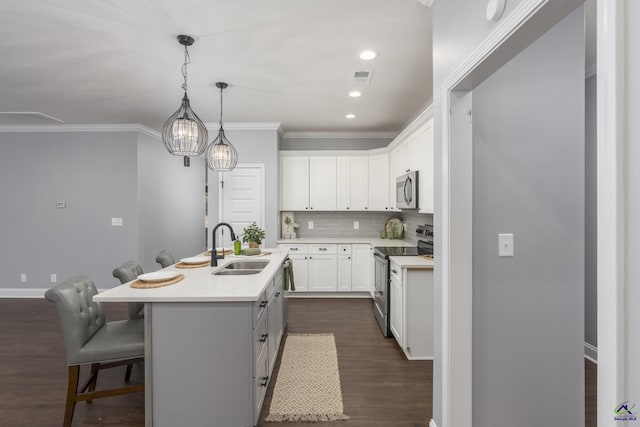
[
  {"x1": 181, "y1": 44, "x2": 191, "y2": 94},
  {"x1": 219, "y1": 85, "x2": 224, "y2": 127}
]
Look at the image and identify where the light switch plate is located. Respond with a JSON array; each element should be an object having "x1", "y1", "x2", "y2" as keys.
[
  {"x1": 20, "y1": 274, "x2": 27, "y2": 283},
  {"x1": 50, "y1": 274, "x2": 57, "y2": 283},
  {"x1": 354, "y1": 221, "x2": 359, "y2": 230},
  {"x1": 498, "y1": 233, "x2": 514, "y2": 257},
  {"x1": 111, "y1": 217, "x2": 123, "y2": 226},
  {"x1": 308, "y1": 221, "x2": 314, "y2": 230}
]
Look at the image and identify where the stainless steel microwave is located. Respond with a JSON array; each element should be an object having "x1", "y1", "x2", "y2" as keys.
[{"x1": 396, "y1": 171, "x2": 418, "y2": 209}]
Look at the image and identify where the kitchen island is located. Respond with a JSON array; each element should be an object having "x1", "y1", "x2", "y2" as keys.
[{"x1": 94, "y1": 250, "x2": 289, "y2": 427}]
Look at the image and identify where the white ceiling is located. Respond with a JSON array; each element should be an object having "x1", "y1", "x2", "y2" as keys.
[{"x1": 0, "y1": 0, "x2": 433, "y2": 133}]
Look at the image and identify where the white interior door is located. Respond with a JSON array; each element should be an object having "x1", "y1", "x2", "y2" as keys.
[{"x1": 217, "y1": 165, "x2": 265, "y2": 249}]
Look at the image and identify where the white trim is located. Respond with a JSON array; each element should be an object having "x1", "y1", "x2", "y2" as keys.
[
  {"x1": 0, "y1": 111, "x2": 65, "y2": 124},
  {"x1": 584, "y1": 342, "x2": 598, "y2": 364},
  {"x1": 0, "y1": 123, "x2": 160, "y2": 139},
  {"x1": 206, "y1": 122, "x2": 282, "y2": 133},
  {"x1": 429, "y1": 420, "x2": 438, "y2": 427},
  {"x1": 0, "y1": 287, "x2": 111, "y2": 298},
  {"x1": 386, "y1": 104, "x2": 434, "y2": 150},
  {"x1": 284, "y1": 292, "x2": 371, "y2": 299},
  {"x1": 282, "y1": 131, "x2": 398, "y2": 140},
  {"x1": 585, "y1": 62, "x2": 597, "y2": 79},
  {"x1": 596, "y1": 0, "x2": 625, "y2": 426}
]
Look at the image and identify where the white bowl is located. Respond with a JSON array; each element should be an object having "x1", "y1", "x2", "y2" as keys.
[
  {"x1": 138, "y1": 271, "x2": 180, "y2": 283},
  {"x1": 180, "y1": 256, "x2": 211, "y2": 265}
]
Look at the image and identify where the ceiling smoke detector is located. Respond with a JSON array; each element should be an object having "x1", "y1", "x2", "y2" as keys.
[{"x1": 352, "y1": 70, "x2": 372, "y2": 84}]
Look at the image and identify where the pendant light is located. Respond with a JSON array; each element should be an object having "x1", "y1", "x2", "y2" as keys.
[
  {"x1": 161, "y1": 35, "x2": 208, "y2": 157},
  {"x1": 206, "y1": 82, "x2": 238, "y2": 172}
]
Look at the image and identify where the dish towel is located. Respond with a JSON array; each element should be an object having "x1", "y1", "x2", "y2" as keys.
[{"x1": 284, "y1": 259, "x2": 295, "y2": 291}]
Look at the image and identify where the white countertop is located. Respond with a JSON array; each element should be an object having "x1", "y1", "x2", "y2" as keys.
[
  {"x1": 389, "y1": 256, "x2": 434, "y2": 270},
  {"x1": 277, "y1": 237, "x2": 413, "y2": 247},
  {"x1": 94, "y1": 250, "x2": 289, "y2": 303}
]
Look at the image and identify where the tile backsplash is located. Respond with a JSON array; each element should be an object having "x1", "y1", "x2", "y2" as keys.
[{"x1": 283, "y1": 210, "x2": 432, "y2": 242}]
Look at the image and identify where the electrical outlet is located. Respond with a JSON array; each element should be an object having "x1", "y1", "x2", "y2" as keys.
[
  {"x1": 20, "y1": 274, "x2": 27, "y2": 283},
  {"x1": 50, "y1": 274, "x2": 57, "y2": 283},
  {"x1": 354, "y1": 221, "x2": 359, "y2": 229},
  {"x1": 308, "y1": 221, "x2": 314, "y2": 230}
]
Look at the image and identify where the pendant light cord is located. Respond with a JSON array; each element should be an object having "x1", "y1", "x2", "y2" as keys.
[{"x1": 181, "y1": 44, "x2": 191, "y2": 94}]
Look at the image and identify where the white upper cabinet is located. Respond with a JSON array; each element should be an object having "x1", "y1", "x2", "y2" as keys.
[
  {"x1": 350, "y1": 156, "x2": 369, "y2": 211},
  {"x1": 309, "y1": 156, "x2": 337, "y2": 210},
  {"x1": 336, "y1": 156, "x2": 351, "y2": 211},
  {"x1": 281, "y1": 156, "x2": 309, "y2": 211},
  {"x1": 417, "y1": 120, "x2": 434, "y2": 214},
  {"x1": 368, "y1": 152, "x2": 390, "y2": 211}
]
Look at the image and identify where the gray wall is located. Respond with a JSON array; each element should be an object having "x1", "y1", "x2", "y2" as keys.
[
  {"x1": 626, "y1": 0, "x2": 640, "y2": 404},
  {"x1": 207, "y1": 129, "x2": 280, "y2": 248},
  {"x1": 471, "y1": 8, "x2": 584, "y2": 427},
  {"x1": 585, "y1": 74, "x2": 597, "y2": 349},
  {"x1": 136, "y1": 133, "x2": 206, "y2": 274},
  {"x1": 0, "y1": 131, "x2": 139, "y2": 290}
]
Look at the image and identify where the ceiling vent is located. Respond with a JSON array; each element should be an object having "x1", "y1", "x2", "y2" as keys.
[
  {"x1": 352, "y1": 70, "x2": 373, "y2": 84},
  {"x1": 0, "y1": 112, "x2": 65, "y2": 125}
]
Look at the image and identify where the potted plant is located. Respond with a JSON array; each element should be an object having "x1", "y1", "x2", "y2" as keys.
[{"x1": 242, "y1": 222, "x2": 266, "y2": 248}]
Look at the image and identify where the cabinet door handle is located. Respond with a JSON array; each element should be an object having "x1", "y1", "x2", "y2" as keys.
[
  {"x1": 290, "y1": 248, "x2": 298, "y2": 251},
  {"x1": 304, "y1": 256, "x2": 308, "y2": 260},
  {"x1": 275, "y1": 292, "x2": 281, "y2": 297},
  {"x1": 319, "y1": 248, "x2": 327, "y2": 251},
  {"x1": 348, "y1": 257, "x2": 351, "y2": 260},
  {"x1": 391, "y1": 269, "x2": 398, "y2": 274},
  {"x1": 261, "y1": 376, "x2": 270, "y2": 387},
  {"x1": 346, "y1": 207, "x2": 350, "y2": 210},
  {"x1": 260, "y1": 300, "x2": 268, "y2": 308},
  {"x1": 305, "y1": 207, "x2": 309, "y2": 210},
  {"x1": 310, "y1": 206, "x2": 313, "y2": 210},
  {"x1": 365, "y1": 206, "x2": 368, "y2": 210},
  {"x1": 260, "y1": 333, "x2": 268, "y2": 343},
  {"x1": 309, "y1": 256, "x2": 312, "y2": 259}
]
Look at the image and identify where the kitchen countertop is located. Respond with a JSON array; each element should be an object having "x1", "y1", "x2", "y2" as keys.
[
  {"x1": 390, "y1": 256, "x2": 434, "y2": 270},
  {"x1": 94, "y1": 250, "x2": 288, "y2": 303},
  {"x1": 277, "y1": 237, "x2": 414, "y2": 247}
]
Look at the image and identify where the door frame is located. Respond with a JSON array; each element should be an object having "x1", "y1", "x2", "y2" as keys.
[
  {"x1": 438, "y1": 0, "x2": 625, "y2": 427},
  {"x1": 217, "y1": 163, "x2": 266, "y2": 242}
]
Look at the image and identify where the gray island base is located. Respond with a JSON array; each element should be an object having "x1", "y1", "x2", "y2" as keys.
[{"x1": 94, "y1": 250, "x2": 288, "y2": 427}]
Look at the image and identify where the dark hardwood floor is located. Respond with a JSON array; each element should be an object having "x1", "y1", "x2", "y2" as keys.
[{"x1": 0, "y1": 298, "x2": 596, "y2": 427}]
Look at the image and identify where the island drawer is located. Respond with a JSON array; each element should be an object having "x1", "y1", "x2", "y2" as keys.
[
  {"x1": 253, "y1": 311, "x2": 268, "y2": 367},
  {"x1": 338, "y1": 244, "x2": 352, "y2": 254},
  {"x1": 253, "y1": 291, "x2": 268, "y2": 327}
]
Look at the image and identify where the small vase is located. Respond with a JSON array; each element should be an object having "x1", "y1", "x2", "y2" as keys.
[{"x1": 249, "y1": 241, "x2": 260, "y2": 249}]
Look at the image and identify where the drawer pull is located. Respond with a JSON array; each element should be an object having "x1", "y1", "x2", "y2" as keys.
[
  {"x1": 319, "y1": 248, "x2": 328, "y2": 251},
  {"x1": 259, "y1": 300, "x2": 268, "y2": 308},
  {"x1": 260, "y1": 376, "x2": 269, "y2": 387},
  {"x1": 275, "y1": 292, "x2": 281, "y2": 297},
  {"x1": 260, "y1": 333, "x2": 268, "y2": 343},
  {"x1": 391, "y1": 269, "x2": 398, "y2": 274},
  {"x1": 290, "y1": 248, "x2": 298, "y2": 251}
]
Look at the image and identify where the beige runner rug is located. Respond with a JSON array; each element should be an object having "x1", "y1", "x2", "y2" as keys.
[{"x1": 265, "y1": 333, "x2": 350, "y2": 422}]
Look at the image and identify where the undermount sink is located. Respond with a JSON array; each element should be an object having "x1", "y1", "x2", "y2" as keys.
[
  {"x1": 214, "y1": 270, "x2": 260, "y2": 276},
  {"x1": 223, "y1": 261, "x2": 269, "y2": 270},
  {"x1": 213, "y1": 260, "x2": 270, "y2": 276}
]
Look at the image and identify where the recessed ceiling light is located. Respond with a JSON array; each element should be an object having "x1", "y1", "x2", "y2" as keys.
[
  {"x1": 349, "y1": 91, "x2": 362, "y2": 98},
  {"x1": 345, "y1": 114, "x2": 356, "y2": 119},
  {"x1": 359, "y1": 50, "x2": 377, "y2": 60}
]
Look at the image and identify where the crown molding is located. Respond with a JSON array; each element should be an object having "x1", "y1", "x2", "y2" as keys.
[
  {"x1": 0, "y1": 123, "x2": 161, "y2": 139},
  {"x1": 282, "y1": 131, "x2": 398, "y2": 140},
  {"x1": 386, "y1": 103, "x2": 434, "y2": 150},
  {"x1": 205, "y1": 122, "x2": 283, "y2": 134}
]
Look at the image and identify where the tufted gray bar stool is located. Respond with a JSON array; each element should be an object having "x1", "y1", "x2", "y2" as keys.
[
  {"x1": 45, "y1": 275, "x2": 144, "y2": 427},
  {"x1": 112, "y1": 261, "x2": 145, "y2": 320},
  {"x1": 155, "y1": 250, "x2": 175, "y2": 268}
]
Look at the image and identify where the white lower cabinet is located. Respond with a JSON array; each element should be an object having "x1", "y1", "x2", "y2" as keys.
[
  {"x1": 278, "y1": 243, "x2": 374, "y2": 293},
  {"x1": 389, "y1": 262, "x2": 433, "y2": 360}
]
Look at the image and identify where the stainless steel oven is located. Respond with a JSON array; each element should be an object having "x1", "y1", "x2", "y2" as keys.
[{"x1": 373, "y1": 234, "x2": 433, "y2": 337}]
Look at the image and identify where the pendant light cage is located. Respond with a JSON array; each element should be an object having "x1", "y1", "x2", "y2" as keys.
[
  {"x1": 206, "y1": 82, "x2": 238, "y2": 171},
  {"x1": 162, "y1": 35, "x2": 208, "y2": 157}
]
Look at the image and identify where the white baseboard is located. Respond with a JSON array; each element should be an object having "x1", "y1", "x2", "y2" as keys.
[
  {"x1": 429, "y1": 419, "x2": 438, "y2": 427},
  {"x1": 0, "y1": 288, "x2": 111, "y2": 299},
  {"x1": 0, "y1": 288, "x2": 47, "y2": 298},
  {"x1": 285, "y1": 292, "x2": 371, "y2": 299},
  {"x1": 584, "y1": 342, "x2": 598, "y2": 364}
]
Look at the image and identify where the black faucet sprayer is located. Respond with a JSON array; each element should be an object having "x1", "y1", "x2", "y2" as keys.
[{"x1": 210, "y1": 222, "x2": 237, "y2": 267}]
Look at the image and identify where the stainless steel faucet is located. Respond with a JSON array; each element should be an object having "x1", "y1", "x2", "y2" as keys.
[{"x1": 211, "y1": 222, "x2": 237, "y2": 266}]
